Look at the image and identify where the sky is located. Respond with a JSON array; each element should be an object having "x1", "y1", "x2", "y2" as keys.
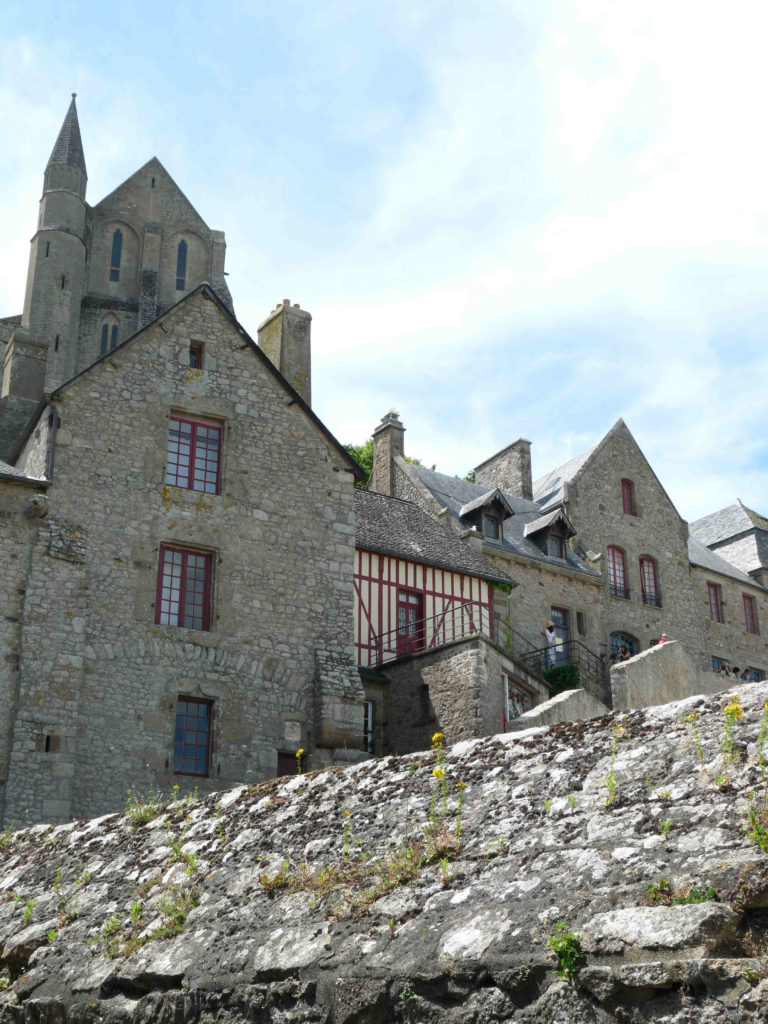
[{"x1": 1, "y1": 0, "x2": 767, "y2": 520}]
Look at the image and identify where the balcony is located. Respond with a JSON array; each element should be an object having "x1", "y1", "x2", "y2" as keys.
[
  {"x1": 610, "y1": 583, "x2": 630, "y2": 600},
  {"x1": 642, "y1": 591, "x2": 662, "y2": 608}
]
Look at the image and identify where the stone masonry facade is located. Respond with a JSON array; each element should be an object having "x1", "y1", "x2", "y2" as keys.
[{"x1": 0, "y1": 288, "x2": 364, "y2": 826}]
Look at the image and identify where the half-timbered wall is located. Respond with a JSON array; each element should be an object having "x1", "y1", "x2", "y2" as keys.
[{"x1": 354, "y1": 549, "x2": 492, "y2": 667}]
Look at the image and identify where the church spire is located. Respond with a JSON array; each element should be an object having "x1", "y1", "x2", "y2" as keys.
[{"x1": 46, "y1": 94, "x2": 87, "y2": 179}]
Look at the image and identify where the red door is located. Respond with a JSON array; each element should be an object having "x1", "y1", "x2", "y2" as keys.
[{"x1": 397, "y1": 589, "x2": 424, "y2": 656}]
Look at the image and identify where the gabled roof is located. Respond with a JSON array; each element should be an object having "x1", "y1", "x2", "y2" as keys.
[
  {"x1": 47, "y1": 284, "x2": 363, "y2": 481},
  {"x1": 523, "y1": 506, "x2": 576, "y2": 539},
  {"x1": 688, "y1": 536, "x2": 765, "y2": 589},
  {"x1": 532, "y1": 418, "x2": 684, "y2": 524},
  {"x1": 93, "y1": 157, "x2": 209, "y2": 235},
  {"x1": 47, "y1": 95, "x2": 86, "y2": 178},
  {"x1": 690, "y1": 501, "x2": 768, "y2": 546},
  {"x1": 399, "y1": 461, "x2": 599, "y2": 578},
  {"x1": 355, "y1": 490, "x2": 515, "y2": 586},
  {"x1": 459, "y1": 487, "x2": 516, "y2": 520}
]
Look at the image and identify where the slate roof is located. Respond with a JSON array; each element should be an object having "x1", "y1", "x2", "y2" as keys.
[
  {"x1": 687, "y1": 536, "x2": 764, "y2": 588},
  {"x1": 355, "y1": 490, "x2": 515, "y2": 586},
  {"x1": 401, "y1": 462, "x2": 600, "y2": 578},
  {"x1": 690, "y1": 502, "x2": 768, "y2": 546},
  {"x1": 47, "y1": 95, "x2": 87, "y2": 177},
  {"x1": 532, "y1": 443, "x2": 598, "y2": 511}
]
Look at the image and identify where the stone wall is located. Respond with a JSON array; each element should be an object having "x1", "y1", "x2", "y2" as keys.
[
  {"x1": 3, "y1": 290, "x2": 363, "y2": 826},
  {"x1": 610, "y1": 639, "x2": 725, "y2": 711},
  {"x1": 1, "y1": 685, "x2": 768, "y2": 1021},
  {"x1": 506, "y1": 686, "x2": 609, "y2": 730},
  {"x1": 566, "y1": 422, "x2": 703, "y2": 661},
  {"x1": 689, "y1": 565, "x2": 768, "y2": 678}
]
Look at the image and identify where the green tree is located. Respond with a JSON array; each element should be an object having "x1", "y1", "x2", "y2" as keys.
[{"x1": 343, "y1": 439, "x2": 433, "y2": 490}]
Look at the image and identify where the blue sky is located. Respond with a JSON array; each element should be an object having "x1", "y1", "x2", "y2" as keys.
[{"x1": 1, "y1": 0, "x2": 767, "y2": 519}]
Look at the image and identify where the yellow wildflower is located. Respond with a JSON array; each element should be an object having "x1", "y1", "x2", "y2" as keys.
[
  {"x1": 432, "y1": 768, "x2": 445, "y2": 780},
  {"x1": 431, "y1": 732, "x2": 445, "y2": 749},
  {"x1": 456, "y1": 781, "x2": 467, "y2": 790},
  {"x1": 295, "y1": 747, "x2": 305, "y2": 758}
]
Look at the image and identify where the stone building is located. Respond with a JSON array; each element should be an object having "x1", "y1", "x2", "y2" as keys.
[
  {"x1": 354, "y1": 489, "x2": 547, "y2": 755},
  {"x1": 0, "y1": 102, "x2": 366, "y2": 826},
  {"x1": 367, "y1": 411, "x2": 768, "y2": 689},
  {"x1": 1, "y1": 96, "x2": 232, "y2": 461}
]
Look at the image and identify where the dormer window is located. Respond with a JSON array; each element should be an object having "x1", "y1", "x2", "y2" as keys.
[
  {"x1": 483, "y1": 514, "x2": 501, "y2": 540},
  {"x1": 548, "y1": 535, "x2": 566, "y2": 559}
]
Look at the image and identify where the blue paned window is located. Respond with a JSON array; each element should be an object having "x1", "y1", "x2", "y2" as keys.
[
  {"x1": 109, "y1": 229, "x2": 123, "y2": 282},
  {"x1": 176, "y1": 240, "x2": 187, "y2": 291}
]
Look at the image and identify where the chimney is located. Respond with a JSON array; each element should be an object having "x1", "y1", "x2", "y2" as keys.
[
  {"x1": 257, "y1": 299, "x2": 312, "y2": 406},
  {"x1": 369, "y1": 410, "x2": 405, "y2": 496},
  {"x1": 474, "y1": 438, "x2": 532, "y2": 500}
]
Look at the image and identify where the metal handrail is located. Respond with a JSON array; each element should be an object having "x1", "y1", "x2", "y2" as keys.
[
  {"x1": 372, "y1": 601, "x2": 494, "y2": 666},
  {"x1": 519, "y1": 638, "x2": 611, "y2": 705}
]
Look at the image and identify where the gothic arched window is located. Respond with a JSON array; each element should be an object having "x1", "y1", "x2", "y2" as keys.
[
  {"x1": 176, "y1": 240, "x2": 188, "y2": 291},
  {"x1": 109, "y1": 229, "x2": 123, "y2": 282},
  {"x1": 100, "y1": 322, "x2": 119, "y2": 356}
]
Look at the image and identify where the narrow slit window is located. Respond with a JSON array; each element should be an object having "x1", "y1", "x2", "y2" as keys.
[
  {"x1": 744, "y1": 593, "x2": 759, "y2": 634},
  {"x1": 110, "y1": 229, "x2": 123, "y2": 282},
  {"x1": 100, "y1": 324, "x2": 109, "y2": 355},
  {"x1": 621, "y1": 478, "x2": 636, "y2": 516},
  {"x1": 189, "y1": 343, "x2": 203, "y2": 369},
  {"x1": 707, "y1": 582, "x2": 724, "y2": 623},
  {"x1": 176, "y1": 239, "x2": 187, "y2": 291}
]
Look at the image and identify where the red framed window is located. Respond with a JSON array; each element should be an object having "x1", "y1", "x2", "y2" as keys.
[
  {"x1": 640, "y1": 556, "x2": 661, "y2": 607},
  {"x1": 621, "y1": 478, "x2": 636, "y2": 516},
  {"x1": 707, "y1": 582, "x2": 724, "y2": 623},
  {"x1": 156, "y1": 546, "x2": 213, "y2": 631},
  {"x1": 189, "y1": 343, "x2": 203, "y2": 369},
  {"x1": 165, "y1": 415, "x2": 222, "y2": 494},
  {"x1": 174, "y1": 697, "x2": 212, "y2": 776},
  {"x1": 607, "y1": 545, "x2": 629, "y2": 599},
  {"x1": 744, "y1": 593, "x2": 759, "y2": 634}
]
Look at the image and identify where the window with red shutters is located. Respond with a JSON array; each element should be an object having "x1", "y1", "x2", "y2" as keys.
[
  {"x1": 607, "y1": 545, "x2": 629, "y2": 599},
  {"x1": 156, "y1": 546, "x2": 213, "y2": 631},
  {"x1": 165, "y1": 415, "x2": 222, "y2": 494},
  {"x1": 744, "y1": 593, "x2": 759, "y2": 634},
  {"x1": 640, "y1": 556, "x2": 661, "y2": 607},
  {"x1": 621, "y1": 478, "x2": 636, "y2": 516},
  {"x1": 707, "y1": 582, "x2": 724, "y2": 623}
]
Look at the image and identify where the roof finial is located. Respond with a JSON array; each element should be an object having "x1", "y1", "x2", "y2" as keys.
[{"x1": 72, "y1": 92, "x2": 77, "y2": 98}]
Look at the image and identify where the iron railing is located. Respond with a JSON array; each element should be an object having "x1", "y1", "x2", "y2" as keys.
[
  {"x1": 371, "y1": 604, "x2": 547, "y2": 690},
  {"x1": 520, "y1": 638, "x2": 611, "y2": 706},
  {"x1": 372, "y1": 601, "x2": 494, "y2": 666},
  {"x1": 610, "y1": 583, "x2": 630, "y2": 599},
  {"x1": 642, "y1": 591, "x2": 662, "y2": 608}
]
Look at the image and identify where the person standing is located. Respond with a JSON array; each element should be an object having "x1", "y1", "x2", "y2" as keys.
[{"x1": 545, "y1": 621, "x2": 557, "y2": 668}]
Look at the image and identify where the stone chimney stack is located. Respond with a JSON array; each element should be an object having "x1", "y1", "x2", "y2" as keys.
[
  {"x1": 369, "y1": 410, "x2": 405, "y2": 496},
  {"x1": 257, "y1": 299, "x2": 312, "y2": 406},
  {"x1": 474, "y1": 438, "x2": 533, "y2": 500}
]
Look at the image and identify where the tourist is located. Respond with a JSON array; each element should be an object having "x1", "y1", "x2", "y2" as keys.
[{"x1": 544, "y1": 621, "x2": 557, "y2": 667}]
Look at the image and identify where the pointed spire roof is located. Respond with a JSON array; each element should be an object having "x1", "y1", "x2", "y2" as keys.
[{"x1": 46, "y1": 94, "x2": 87, "y2": 178}]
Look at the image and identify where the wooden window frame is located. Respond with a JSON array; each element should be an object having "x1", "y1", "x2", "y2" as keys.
[
  {"x1": 396, "y1": 587, "x2": 425, "y2": 657},
  {"x1": 173, "y1": 696, "x2": 213, "y2": 777},
  {"x1": 640, "y1": 556, "x2": 661, "y2": 607},
  {"x1": 621, "y1": 478, "x2": 636, "y2": 516},
  {"x1": 607, "y1": 545, "x2": 629, "y2": 599},
  {"x1": 156, "y1": 545, "x2": 213, "y2": 631},
  {"x1": 707, "y1": 581, "x2": 724, "y2": 623},
  {"x1": 165, "y1": 414, "x2": 222, "y2": 494},
  {"x1": 744, "y1": 593, "x2": 759, "y2": 634},
  {"x1": 189, "y1": 343, "x2": 203, "y2": 369}
]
